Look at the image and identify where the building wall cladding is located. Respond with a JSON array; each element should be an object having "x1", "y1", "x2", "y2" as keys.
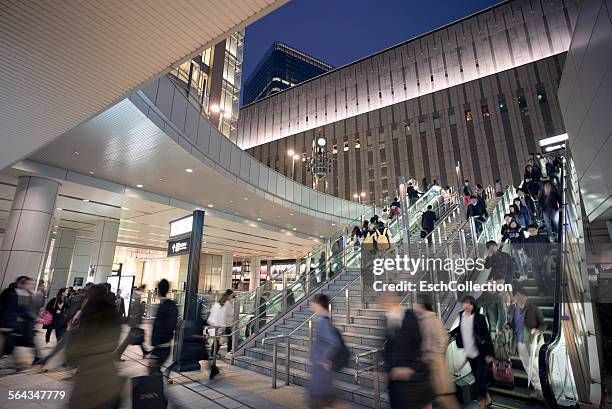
[
  {"x1": 237, "y1": 0, "x2": 581, "y2": 151},
  {"x1": 247, "y1": 55, "x2": 568, "y2": 203}
]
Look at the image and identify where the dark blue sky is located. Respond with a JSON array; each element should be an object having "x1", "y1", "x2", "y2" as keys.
[{"x1": 243, "y1": 0, "x2": 502, "y2": 84}]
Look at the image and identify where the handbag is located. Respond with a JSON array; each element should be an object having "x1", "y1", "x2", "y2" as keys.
[
  {"x1": 132, "y1": 374, "x2": 167, "y2": 409},
  {"x1": 492, "y1": 359, "x2": 514, "y2": 386},
  {"x1": 494, "y1": 334, "x2": 510, "y2": 361},
  {"x1": 40, "y1": 310, "x2": 53, "y2": 327}
]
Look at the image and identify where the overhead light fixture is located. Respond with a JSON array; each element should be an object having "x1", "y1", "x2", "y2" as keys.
[
  {"x1": 331, "y1": 223, "x2": 336, "y2": 226},
  {"x1": 207, "y1": 204, "x2": 213, "y2": 208},
  {"x1": 319, "y1": 235, "x2": 324, "y2": 238},
  {"x1": 121, "y1": 207, "x2": 129, "y2": 210},
  {"x1": 317, "y1": 137, "x2": 326, "y2": 147},
  {"x1": 229, "y1": 200, "x2": 234, "y2": 203},
  {"x1": 89, "y1": 171, "x2": 94, "y2": 175},
  {"x1": 292, "y1": 228, "x2": 297, "y2": 231},
  {"x1": 243, "y1": 197, "x2": 248, "y2": 200},
  {"x1": 289, "y1": 213, "x2": 294, "y2": 216},
  {"x1": 159, "y1": 178, "x2": 164, "y2": 181},
  {"x1": 185, "y1": 168, "x2": 194, "y2": 173},
  {"x1": 136, "y1": 184, "x2": 143, "y2": 188},
  {"x1": 256, "y1": 218, "x2": 261, "y2": 221}
]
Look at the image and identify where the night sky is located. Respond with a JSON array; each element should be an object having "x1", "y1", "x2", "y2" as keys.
[{"x1": 242, "y1": 0, "x2": 502, "y2": 96}]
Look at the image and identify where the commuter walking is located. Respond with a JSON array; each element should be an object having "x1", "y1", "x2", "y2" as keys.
[
  {"x1": 414, "y1": 297, "x2": 459, "y2": 409},
  {"x1": 466, "y1": 195, "x2": 488, "y2": 236},
  {"x1": 523, "y1": 163, "x2": 541, "y2": 197},
  {"x1": 382, "y1": 292, "x2": 433, "y2": 409},
  {"x1": 12, "y1": 276, "x2": 43, "y2": 367},
  {"x1": 0, "y1": 282, "x2": 18, "y2": 361},
  {"x1": 305, "y1": 294, "x2": 347, "y2": 409},
  {"x1": 523, "y1": 224, "x2": 552, "y2": 294},
  {"x1": 207, "y1": 290, "x2": 235, "y2": 359},
  {"x1": 115, "y1": 284, "x2": 150, "y2": 360},
  {"x1": 462, "y1": 180, "x2": 473, "y2": 208},
  {"x1": 65, "y1": 284, "x2": 123, "y2": 409},
  {"x1": 114, "y1": 288, "x2": 126, "y2": 319},
  {"x1": 484, "y1": 240, "x2": 515, "y2": 285},
  {"x1": 517, "y1": 188, "x2": 537, "y2": 219},
  {"x1": 150, "y1": 279, "x2": 178, "y2": 382},
  {"x1": 43, "y1": 288, "x2": 69, "y2": 344},
  {"x1": 420, "y1": 204, "x2": 437, "y2": 241},
  {"x1": 507, "y1": 286, "x2": 546, "y2": 400},
  {"x1": 538, "y1": 180, "x2": 561, "y2": 239},
  {"x1": 407, "y1": 182, "x2": 421, "y2": 205},
  {"x1": 503, "y1": 219, "x2": 527, "y2": 280},
  {"x1": 451, "y1": 295, "x2": 494, "y2": 409}
]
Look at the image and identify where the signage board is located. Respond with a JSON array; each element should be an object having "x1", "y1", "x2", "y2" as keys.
[
  {"x1": 170, "y1": 215, "x2": 193, "y2": 237},
  {"x1": 168, "y1": 237, "x2": 191, "y2": 257}
]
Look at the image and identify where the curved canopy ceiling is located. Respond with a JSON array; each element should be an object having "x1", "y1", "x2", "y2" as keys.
[{"x1": 0, "y1": 0, "x2": 285, "y2": 170}]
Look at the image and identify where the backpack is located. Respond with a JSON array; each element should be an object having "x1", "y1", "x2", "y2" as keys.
[
  {"x1": 330, "y1": 326, "x2": 350, "y2": 371},
  {"x1": 376, "y1": 228, "x2": 390, "y2": 250}
]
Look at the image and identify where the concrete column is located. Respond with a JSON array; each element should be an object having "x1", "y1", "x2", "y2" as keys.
[
  {"x1": 67, "y1": 240, "x2": 92, "y2": 288},
  {"x1": 220, "y1": 252, "x2": 233, "y2": 290},
  {"x1": 89, "y1": 220, "x2": 119, "y2": 284},
  {"x1": 249, "y1": 256, "x2": 261, "y2": 291},
  {"x1": 49, "y1": 228, "x2": 77, "y2": 296},
  {"x1": 0, "y1": 176, "x2": 60, "y2": 289}
]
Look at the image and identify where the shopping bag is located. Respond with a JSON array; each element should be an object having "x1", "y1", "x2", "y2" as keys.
[
  {"x1": 493, "y1": 334, "x2": 510, "y2": 362},
  {"x1": 492, "y1": 360, "x2": 514, "y2": 386},
  {"x1": 132, "y1": 374, "x2": 167, "y2": 409}
]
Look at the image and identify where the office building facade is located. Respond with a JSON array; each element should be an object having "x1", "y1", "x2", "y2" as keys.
[
  {"x1": 172, "y1": 31, "x2": 244, "y2": 142},
  {"x1": 243, "y1": 41, "x2": 333, "y2": 105},
  {"x1": 239, "y1": 0, "x2": 581, "y2": 204}
]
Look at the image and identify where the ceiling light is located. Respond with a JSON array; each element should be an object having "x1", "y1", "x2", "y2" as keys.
[
  {"x1": 207, "y1": 204, "x2": 213, "y2": 208},
  {"x1": 89, "y1": 171, "x2": 94, "y2": 174},
  {"x1": 289, "y1": 213, "x2": 294, "y2": 216},
  {"x1": 185, "y1": 168, "x2": 193, "y2": 173},
  {"x1": 317, "y1": 137, "x2": 326, "y2": 147},
  {"x1": 331, "y1": 223, "x2": 336, "y2": 226},
  {"x1": 319, "y1": 235, "x2": 324, "y2": 238},
  {"x1": 256, "y1": 218, "x2": 261, "y2": 221},
  {"x1": 121, "y1": 207, "x2": 129, "y2": 210},
  {"x1": 136, "y1": 184, "x2": 143, "y2": 188},
  {"x1": 159, "y1": 178, "x2": 164, "y2": 181},
  {"x1": 82, "y1": 199, "x2": 89, "y2": 202},
  {"x1": 243, "y1": 197, "x2": 248, "y2": 200},
  {"x1": 229, "y1": 200, "x2": 234, "y2": 203},
  {"x1": 292, "y1": 228, "x2": 297, "y2": 231}
]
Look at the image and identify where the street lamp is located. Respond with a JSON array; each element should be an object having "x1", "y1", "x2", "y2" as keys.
[{"x1": 353, "y1": 192, "x2": 366, "y2": 204}]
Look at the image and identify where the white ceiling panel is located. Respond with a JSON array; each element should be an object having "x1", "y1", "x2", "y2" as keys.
[{"x1": 0, "y1": 0, "x2": 286, "y2": 170}]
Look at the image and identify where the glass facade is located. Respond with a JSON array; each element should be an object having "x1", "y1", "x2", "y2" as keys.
[
  {"x1": 243, "y1": 42, "x2": 333, "y2": 105},
  {"x1": 170, "y1": 31, "x2": 244, "y2": 141}
]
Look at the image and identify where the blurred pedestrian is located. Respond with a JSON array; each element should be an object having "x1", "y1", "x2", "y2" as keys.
[
  {"x1": 382, "y1": 292, "x2": 433, "y2": 409},
  {"x1": 44, "y1": 288, "x2": 69, "y2": 344},
  {"x1": 306, "y1": 294, "x2": 347, "y2": 409},
  {"x1": 65, "y1": 284, "x2": 123, "y2": 409},
  {"x1": 115, "y1": 284, "x2": 149, "y2": 361},
  {"x1": 150, "y1": 279, "x2": 178, "y2": 382}
]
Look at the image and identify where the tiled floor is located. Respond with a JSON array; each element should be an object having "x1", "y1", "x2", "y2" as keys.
[{"x1": 0, "y1": 329, "x2": 370, "y2": 409}]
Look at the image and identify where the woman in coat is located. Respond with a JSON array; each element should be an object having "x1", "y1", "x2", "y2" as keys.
[
  {"x1": 65, "y1": 284, "x2": 123, "y2": 409},
  {"x1": 44, "y1": 288, "x2": 68, "y2": 344},
  {"x1": 451, "y1": 296, "x2": 494, "y2": 409}
]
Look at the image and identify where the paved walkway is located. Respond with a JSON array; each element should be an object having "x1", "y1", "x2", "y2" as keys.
[{"x1": 0, "y1": 330, "x2": 370, "y2": 409}]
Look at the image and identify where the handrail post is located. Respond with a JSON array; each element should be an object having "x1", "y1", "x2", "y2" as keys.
[
  {"x1": 346, "y1": 287, "x2": 350, "y2": 325},
  {"x1": 231, "y1": 299, "x2": 240, "y2": 365},
  {"x1": 373, "y1": 355, "x2": 381, "y2": 409},
  {"x1": 285, "y1": 337, "x2": 291, "y2": 386},
  {"x1": 308, "y1": 319, "x2": 313, "y2": 350},
  {"x1": 272, "y1": 339, "x2": 278, "y2": 389}
]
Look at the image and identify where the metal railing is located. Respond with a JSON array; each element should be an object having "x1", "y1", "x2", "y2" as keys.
[{"x1": 256, "y1": 275, "x2": 363, "y2": 389}]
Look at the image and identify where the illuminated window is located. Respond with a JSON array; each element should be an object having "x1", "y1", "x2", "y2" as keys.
[
  {"x1": 499, "y1": 101, "x2": 507, "y2": 113},
  {"x1": 537, "y1": 91, "x2": 547, "y2": 103},
  {"x1": 332, "y1": 144, "x2": 338, "y2": 155},
  {"x1": 465, "y1": 110, "x2": 473, "y2": 122},
  {"x1": 343, "y1": 142, "x2": 349, "y2": 152},
  {"x1": 481, "y1": 106, "x2": 490, "y2": 118},
  {"x1": 518, "y1": 96, "x2": 527, "y2": 109},
  {"x1": 355, "y1": 139, "x2": 361, "y2": 149}
]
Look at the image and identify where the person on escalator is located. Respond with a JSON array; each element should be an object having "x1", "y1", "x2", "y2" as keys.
[
  {"x1": 516, "y1": 188, "x2": 537, "y2": 220},
  {"x1": 478, "y1": 274, "x2": 509, "y2": 343},
  {"x1": 466, "y1": 196, "x2": 488, "y2": 236},
  {"x1": 407, "y1": 182, "x2": 422, "y2": 205},
  {"x1": 503, "y1": 219, "x2": 528, "y2": 281},
  {"x1": 390, "y1": 197, "x2": 401, "y2": 219},
  {"x1": 451, "y1": 296, "x2": 494, "y2": 409},
  {"x1": 462, "y1": 180, "x2": 473, "y2": 208},
  {"x1": 523, "y1": 224, "x2": 552, "y2": 295},
  {"x1": 420, "y1": 205, "x2": 437, "y2": 242},
  {"x1": 507, "y1": 286, "x2": 546, "y2": 400},
  {"x1": 538, "y1": 180, "x2": 562, "y2": 240},
  {"x1": 484, "y1": 240, "x2": 515, "y2": 285}
]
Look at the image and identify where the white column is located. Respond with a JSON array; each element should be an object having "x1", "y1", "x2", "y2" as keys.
[
  {"x1": 67, "y1": 240, "x2": 93, "y2": 288},
  {"x1": 249, "y1": 256, "x2": 261, "y2": 291},
  {"x1": 89, "y1": 220, "x2": 119, "y2": 284},
  {"x1": 49, "y1": 228, "x2": 77, "y2": 296},
  {"x1": 220, "y1": 252, "x2": 233, "y2": 290},
  {"x1": 0, "y1": 176, "x2": 60, "y2": 289}
]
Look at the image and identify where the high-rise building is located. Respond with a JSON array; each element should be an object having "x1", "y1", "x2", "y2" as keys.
[
  {"x1": 171, "y1": 31, "x2": 244, "y2": 142},
  {"x1": 243, "y1": 41, "x2": 333, "y2": 105},
  {"x1": 239, "y1": 0, "x2": 581, "y2": 205}
]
